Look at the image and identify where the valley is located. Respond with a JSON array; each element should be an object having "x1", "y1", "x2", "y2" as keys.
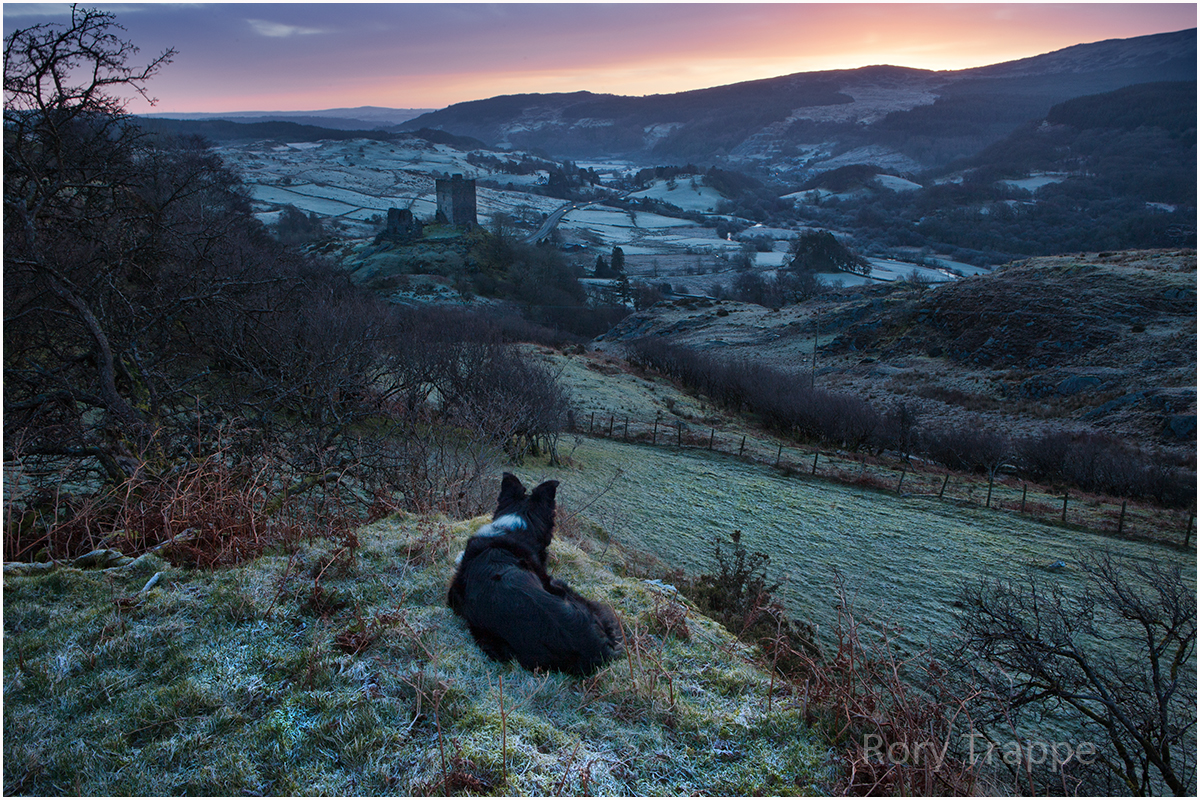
[
  {"x1": 212, "y1": 119, "x2": 1195, "y2": 483},
  {"x1": 7, "y1": 10, "x2": 1196, "y2": 793},
  {"x1": 191, "y1": 29, "x2": 1195, "y2": 278},
  {"x1": 202, "y1": 64, "x2": 1195, "y2": 545}
]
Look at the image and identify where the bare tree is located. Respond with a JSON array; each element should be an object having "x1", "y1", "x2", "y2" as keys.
[
  {"x1": 5, "y1": 6, "x2": 177, "y2": 474},
  {"x1": 881, "y1": 401, "x2": 922, "y2": 460},
  {"x1": 959, "y1": 552, "x2": 1196, "y2": 795},
  {"x1": 4, "y1": 9, "x2": 574, "y2": 564}
]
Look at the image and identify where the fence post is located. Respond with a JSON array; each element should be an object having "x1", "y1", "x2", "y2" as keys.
[
  {"x1": 1186, "y1": 508, "x2": 1194, "y2": 548},
  {"x1": 709, "y1": 428, "x2": 715, "y2": 450},
  {"x1": 1061, "y1": 491, "x2": 1069, "y2": 523},
  {"x1": 677, "y1": 422, "x2": 683, "y2": 447},
  {"x1": 652, "y1": 419, "x2": 658, "y2": 445},
  {"x1": 624, "y1": 417, "x2": 629, "y2": 440},
  {"x1": 1021, "y1": 483, "x2": 1027, "y2": 513},
  {"x1": 1117, "y1": 501, "x2": 1127, "y2": 535},
  {"x1": 939, "y1": 474, "x2": 950, "y2": 499},
  {"x1": 608, "y1": 415, "x2": 615, "y2": 438},
  {"x1": 589, "y1": 412, "x2": 595, "y2": 434},
  {"x1": 775, "y1": 443, "x2": 783, "y2": 467},
  {"x1": 812, "y1": 452, "x2": 819, "y2": 475},
  {"x1": 896, "y1": 460, "x2": 907, "y2": 494},
  {"x1": 739, "y1": 436, "x2": 746, "y2": 457}
]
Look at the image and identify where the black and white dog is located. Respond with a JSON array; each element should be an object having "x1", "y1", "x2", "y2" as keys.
[{"x1": 447, "y1": 473, "x2": 623, "y2": 675}]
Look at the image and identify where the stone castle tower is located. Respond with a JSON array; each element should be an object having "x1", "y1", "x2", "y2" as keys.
[{"x1": 435, "y1": 174, "x2": 477, "y2": 228}]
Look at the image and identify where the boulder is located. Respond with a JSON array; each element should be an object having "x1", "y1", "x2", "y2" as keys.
[
  {"x1": 1057, "y1": 375, "x2": 1102, "y2": 396},
  {"x1": 1165, "y1": 414, "x2": 1196, "y2": 440}
]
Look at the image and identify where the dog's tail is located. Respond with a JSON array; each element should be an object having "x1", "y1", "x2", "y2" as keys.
[{"x1": 550, "y1": 588, "x2": 623, "y2": 675}]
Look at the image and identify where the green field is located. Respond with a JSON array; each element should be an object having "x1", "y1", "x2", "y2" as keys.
[{"x1": 542, "y1": 436, "x2": 1195, "y2": 655}]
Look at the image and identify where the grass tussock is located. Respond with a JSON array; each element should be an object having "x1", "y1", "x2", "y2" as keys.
[{"x1": 4, "y1": 511, "x2": 829, "y2": 796}]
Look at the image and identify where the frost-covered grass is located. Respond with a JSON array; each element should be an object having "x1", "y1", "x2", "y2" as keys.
[
  {"x1": 4, "y1": 513, "x2": 828, "y2": 796},
  {"x1": 541, "y1": 437, "x2": 1196, "y2": 659}
]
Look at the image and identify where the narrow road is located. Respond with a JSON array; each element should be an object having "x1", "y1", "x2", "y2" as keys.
[
  {"x1": 523, "y1": 201, "x2": 577, "y2": 244},
  {"x1": 522, "y1": 191, "x2": 633, "y2": 244}
]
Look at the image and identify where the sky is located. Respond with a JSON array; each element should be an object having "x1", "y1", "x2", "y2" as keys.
[{"x1": 3, "y1": 2, "x2": 1196, "y2": 113}]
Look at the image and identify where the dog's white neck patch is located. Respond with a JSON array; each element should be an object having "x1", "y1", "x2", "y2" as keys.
[
  {"x1": 455, "y1": 514, "x2": 530, "y2": 566},
  {"x1": 476, "y1": 513, "x2": 527, "y2": 538}
]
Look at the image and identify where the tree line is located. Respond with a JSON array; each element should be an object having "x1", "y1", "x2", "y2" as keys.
[{"x1": 626, "y1": 338, "x2": 1194, "y2": 508}]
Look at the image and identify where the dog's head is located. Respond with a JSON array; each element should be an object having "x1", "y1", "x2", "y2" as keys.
[{"x1": 473, "y1": 472, "x2": 558, "y2": 563}]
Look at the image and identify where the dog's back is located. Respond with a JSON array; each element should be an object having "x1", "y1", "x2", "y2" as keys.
[{"x1": 452, "y1": 537, "x2": 622, "y2": 674}]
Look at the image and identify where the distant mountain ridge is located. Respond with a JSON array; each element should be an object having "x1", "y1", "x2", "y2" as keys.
[
  {"x1": 136, "y1": 118, "x2": 492, "y2": 152},
  {"x1": 395, "y1": 28, "x2": 1196, "y2": 173},
  {"x1": 143, "y1": 106, "x2": 433, "y2": 131}
]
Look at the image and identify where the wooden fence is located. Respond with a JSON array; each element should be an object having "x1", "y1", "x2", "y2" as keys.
[{"x1": 573, "y1": 411, "x2": 1195, "y2": 550}]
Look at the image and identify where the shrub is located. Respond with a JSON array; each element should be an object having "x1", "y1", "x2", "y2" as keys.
[
  {"x1": 679, "y1": 530, "x2": 819, "y2": 675},
  {"x1": 1014, "y1": 431, "x2": 1196, "y2": 508},
  {"x1": 626, "y1": 338, "x2": 881, "y2": 451},
  {"x1": 627, "y1": 339, "x2": 1192, "y2": 507},
  {"x1": 959, "y1": 552, "x2": 1197, "y2": 795},
  {"x1": 681, "y1": 535, "x2": 983, "y2": 795},
  {"x1": 272, "y1": 204, "x2": 328, "y2": 245}
]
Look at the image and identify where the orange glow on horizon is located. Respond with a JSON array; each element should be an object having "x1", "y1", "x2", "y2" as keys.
[{"x1": 87, "y1": 3, "x2": 1195, "y2": 114}]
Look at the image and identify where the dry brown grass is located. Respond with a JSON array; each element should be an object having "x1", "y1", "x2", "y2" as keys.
[{"x1": 5, "y1": 452, "x2": 322, "y2": 568}]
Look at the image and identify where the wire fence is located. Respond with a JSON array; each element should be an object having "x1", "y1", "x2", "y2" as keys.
[{"x1": 572, "y1": 411, "x2": 1196, "y2": 551}]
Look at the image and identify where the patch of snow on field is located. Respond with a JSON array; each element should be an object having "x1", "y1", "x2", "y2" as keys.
[
  {"x1": 643, "y1": 122, "x2": 685, "y2": 145},
  {"x1": 875, "y1": 174, "x2": 922, "y2": 192},
  {"x1": 867, "y1": 258, "x2": 957, "y2": 283},
  {"x1": 998, "y1": 173, "x2": 1067, "y2": 192},
  {"x1": 669, "y1": 235, "x2": 743, "y2": 253},
  {"x1": 816, "y1": 271, "x2": 873, "y2": 287},
  {"x1": 629, "y1": 178, "x2": 725, "y2": 212},
  {"x1": 575, "y1": 159, "x2": 639, "y2": 182},
  {"x1": 929, "y1": 257, "x2": 990, "y2": 276},
  {"x1": 755, "y1": 251, "x2": 790, "y2": 268},
  {"x1": 786, "y1": 82, "x2": 939, "y2": 126},
  {"x1": 784, "y1": 188, "x2": 861, "y2": 204},
  {"x1": 278, "y1": 183, "x2": 413, "y2": 209},
  {"x1": 812, "y1": 145, "x2": 924, "y2": 175},
  {"x1": 562, "y1": 206, "x2": 699, "y2": 231},
  {"x1": 631, "y1": 211, "x2": 700, "y2": 229},
  {"x1": 249, "y1": 185, "x2": 360, "y2": 216},
  {"x1": 562, "y1": 207, "x2": 635, "y2": 228}
]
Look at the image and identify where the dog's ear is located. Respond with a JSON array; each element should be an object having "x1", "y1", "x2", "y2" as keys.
[
  {"x1": 498, "y1": 473, "x2": 526, "y2": 506},
  {"x1": 529, "y1": 480, "x2": 559, "y2": 508}
]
